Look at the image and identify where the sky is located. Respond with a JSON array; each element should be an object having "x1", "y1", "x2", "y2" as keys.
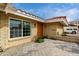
[{"x1": 12, "y1": 3, "x2": 79, "y2": 22}]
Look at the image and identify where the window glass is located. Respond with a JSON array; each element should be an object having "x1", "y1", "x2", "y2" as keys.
[
  {"x1": 23, "y1": 21, "x2": 30, "y2": 36},
  {"x1": 10, "y1": 19, "x2": 22, "y2": 38},
  {"x1": 10, "y1": 19, "x2": 31, "y2": 38}
]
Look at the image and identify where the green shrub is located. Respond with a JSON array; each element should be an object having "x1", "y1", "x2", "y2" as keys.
[{"x1": 35, "y1": 36, "x2": 44, "y2": 43}]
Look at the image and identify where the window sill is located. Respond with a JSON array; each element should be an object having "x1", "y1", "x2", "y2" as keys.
[{"x1": 8, "y1": 36, "x2": 31, "y2": 42}]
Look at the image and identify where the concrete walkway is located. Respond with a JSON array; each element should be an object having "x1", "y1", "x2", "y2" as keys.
[{"x1": 0, "y1": 39, "x2": 79, "y2": 56}]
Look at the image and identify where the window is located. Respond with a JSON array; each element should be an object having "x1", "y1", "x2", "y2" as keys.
[
  {"x1": 23, "y1": 21, "x2": 30, "y2": 36},
  {"x1": 10, "y1": 19, "x2": 31, "y2": 38},
  {"x1": 10, "y1": 19, "x2": 22, "y2": 38}
]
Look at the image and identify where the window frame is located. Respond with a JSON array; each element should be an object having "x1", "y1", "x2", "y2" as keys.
[
  {"x1": 10, "y1": 19, "x2": 22, "y2": 38},
  {"x1": 23, "y1": 21, "x2": 31, "y2": 36},
  {"x1": 8, "y1": 17, "x2": 31, "y2": 41}
]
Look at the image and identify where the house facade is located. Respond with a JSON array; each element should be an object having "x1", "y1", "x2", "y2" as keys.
[
  {"x1": 70, "y1": 20, "x2": 79, "y2": 27},
  {"x1": 0, "y1": 3, "x2": 68, "y2": 50}
]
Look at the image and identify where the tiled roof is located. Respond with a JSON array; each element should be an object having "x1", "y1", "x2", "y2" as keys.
[
  {"x1": 45, "y1": 16, "x2": 67, "y2": 23},
  {"x1": 0, "y1": 3, "x2": 44, "y2": 22},
  {"x1": 44, "y1": 16, "x2": 68, "y2": 26},
  {"x1": 46, "y1": 16, "x2": 66, "y2": 20},
  {"x1": 17, "y1": 9, "x2": 43, "y2": 20}
]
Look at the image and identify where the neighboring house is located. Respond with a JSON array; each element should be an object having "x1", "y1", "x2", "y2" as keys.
[
  {"x1": 0, "y1": 3, "x2": 68, "y2": 50},
  {"x1": 70, "y1": 20, "x2": 79, "y2": 31},
  {"x1": 70, "y1": 20, "x2": 79, "y2": 27}
]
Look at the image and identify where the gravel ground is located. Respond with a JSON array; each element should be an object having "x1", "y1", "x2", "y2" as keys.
[{"x1": 0, "y1": 39, "x2": 79, "y2": 56}]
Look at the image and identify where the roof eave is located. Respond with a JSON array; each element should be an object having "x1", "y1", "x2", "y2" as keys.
[
  {"x1": 59, "y1": 21, "x2": 68, "y2": 26},
  {"x1": 7, "y1": 12, "x2": 44, "y2": 22},
  {"x1": 44, "y1": 20, "x2": 68, "y2": 26}
]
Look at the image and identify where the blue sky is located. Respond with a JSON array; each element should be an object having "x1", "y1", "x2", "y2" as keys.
[{"x1": 12, "y1": 3, "x2": 79, "y2": 21}]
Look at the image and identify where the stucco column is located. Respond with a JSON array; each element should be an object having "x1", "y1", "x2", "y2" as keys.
[{"x1": 0, "y1": 13, "x2": 9, "y2": 50}]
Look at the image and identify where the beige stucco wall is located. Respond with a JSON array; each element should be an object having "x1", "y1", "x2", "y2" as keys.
[
  {"x1": 43, "y1": 22, "x2": 63, "y2": 38},
  {"x1": 0, "y1": 12, "x2": 9, "y2": 49},
  {"x1": 0, "y1": 13, "x2": 38, "y2": 49}
]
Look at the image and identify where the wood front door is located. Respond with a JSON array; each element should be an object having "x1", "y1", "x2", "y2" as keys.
[{"x1": 37, "y1": 22, "x2": 43, "y2": 37}]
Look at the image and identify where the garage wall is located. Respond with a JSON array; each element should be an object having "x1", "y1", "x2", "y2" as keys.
[{"x1": 43, "y1": 22, "x2": 63, "y2": 38}]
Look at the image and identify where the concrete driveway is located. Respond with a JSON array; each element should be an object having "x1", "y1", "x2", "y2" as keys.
[{"x1": 0, "y1": 39, "x2": 79, "y2": 56}]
